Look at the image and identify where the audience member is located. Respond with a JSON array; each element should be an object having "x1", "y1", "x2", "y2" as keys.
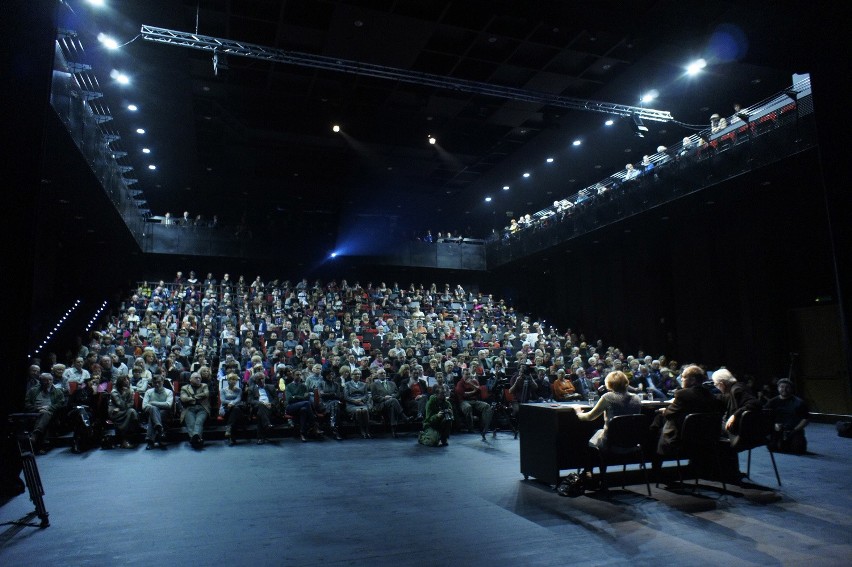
[
  {"x1": 142, "y1": 376, "x2": 173, "y2": 449},
  {"x1": 247, "y1": 371, "x2": 278, "y2": 444},
  {"x1": 454, "y1": 369, "x2": 492, "y2": 442},
  {"x1": 180, "y1": 372, "x2": 210, "y2": 449},
  {"x1": 344, "y1": 368, "x2": 372, "y2": 439},
  {"x1": 25, "y1": 372, "x2": 66, "y2": 454},
  {"x1": 284, "y1": 370, "x2": 317, "y2": 442},
  {"x1": 109, "y1": 375, "x2": 139, "y2": 449},
  {"x1": 765, "y1": 378, "x2": 810, "y2": 453}
]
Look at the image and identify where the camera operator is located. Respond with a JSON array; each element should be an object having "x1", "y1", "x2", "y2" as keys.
[
  {"x1": 418, "y1": 386, "x2": 453, "y2": 447},
  {"x1": 508, "y1": 362, "x2": 547, "y2": 416}
]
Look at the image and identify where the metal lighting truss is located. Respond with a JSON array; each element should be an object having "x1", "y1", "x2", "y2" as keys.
[{"x1": 140, "y1": 25, "x2": 673, "y2": 122}]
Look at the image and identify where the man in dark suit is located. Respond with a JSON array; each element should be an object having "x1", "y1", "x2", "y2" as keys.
[
  {"x1": 370, "y1": 368, "x2": 407, "y2": 437},
  {"x1": 246, "y1": 371, "x2": 279, "y2": 444},
  {"x1": 656, "y1": 365, "x2": 723, "y2": 456}
]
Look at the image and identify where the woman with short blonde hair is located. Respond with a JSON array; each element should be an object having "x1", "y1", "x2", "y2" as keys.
[{"x1": 575, "y1": 371, "x2": 642, "y2": 449}]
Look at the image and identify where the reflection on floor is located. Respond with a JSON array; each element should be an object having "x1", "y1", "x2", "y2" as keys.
[{"x1": 1, "y1": 423, "x2": 850, "y2": 566}]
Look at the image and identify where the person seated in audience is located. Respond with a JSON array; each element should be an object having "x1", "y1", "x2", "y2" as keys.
[
  {"x1": 142, "y1": 376, "x2": 173, "y2": 450},
  {"x1": 764, "y1": 378, "x2": 810, "y2": 454},
  {"x1": 454, "y1": 368, "x2": 493, "y2": 441},
  {"x1": 637, "y1": 365, "x2": 665, "y2": 400},
  {"x1": 109, "y1": 375, "x2": 139, "y2": 449},
  {"x1": 551, "y1": 368, "x2": 580, "y2": 401},
  {"x1": 400, "y1": 365, "x2": 429, "y2": 420},
  {"x1": 24, "y1": 372, "x2": 66, "y2": 454},
  {"x1": 419, "y1": 387, "x2": 453, "y2": 447},
  {"x1": 197, "y1": 364, "x2": 217, "y2": 402},
  {"x1": 287, "y1": 344, "x2": 307, "y2": 368},
  {"x1": 219, "y1": 372, "x2": 245, "y2": 446},
  {"x1": 370, "y1": 368, "x2": 407, "y2": 438},
  {"x1": 304, "y1": 363, "x2": 324, "y2": 391},
  {"x1": 574, "y1": 371, "x2": 642, "y2": 450},
  {"x1": 285, "y1": 370, "x2": 318, "y2": 442},
  {"x1": 68, "y1": 374, "x2": 99, "y2": 453},
  {"x1": 247, "y1": 371, "x2": 278, "y2": 444},
  {"x1": 623, "y1": 163, "x2": 639, "y2": 182},
  {"x1": 656, "y1": 145, "x2": 672, "y2": 166},
  {"x1": 344, "y1": 368, "x2": 372, "y2": 439},
  {"x1": 180, "y1": 372, "x2": 211, "y2": 449},
  {"x1": 50, "y1": 364, "x2": 67, "y2": 395},
  {"x1": 25, "y1": 364, "x2": 41, "y2": 392},
  {"x1": 731, "y1": 102, "x2": 748, "y2": 123},
  {"x1": 710, "y1": 113, "x2": 728, "y2": 134},
  {"x1": 62, "y1": 357, "x2": 90, "y2": 394},
  {"x1": 318, "y1": 368, "x2": 344, "y2": 440},
  {"x1": 131, "y1": 364, "x2": 150, "y2": 394}
]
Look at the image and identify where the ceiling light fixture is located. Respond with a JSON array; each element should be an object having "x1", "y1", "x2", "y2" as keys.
[
  {"x1": 87, "y1": 0, "x2": 105, "y2": 7},
  {"x1": 136, "y1": 128, "x2": 145, "y2": 134},
  {"x1": 630, "y1": 113, "x2": 648, "y2": 137},
  {"x1": 428, "y1": 136, "x2": 436, "y2": 145},
  {"x1": 503, "y1": 185, "x2": 509, "y2": 190},
  {"x1": 686, "y1": 58, "x2": 707, "y2": 75},
  {"x1": 97, "y1": 33, "x2": 119, "y2": 50},
  {"x1": 522, "y1": 172, "x2": 530, "y2": 178},
  {"x1": 572, "y1": 140, "x2": 581, "y2": 146},
  {"x1": 113, "y1": 72, "x2": 130, "y2": 85},
  {"x1": 485, "y1": 197, "x2": 492, "y2": 202},
  {"x1": 640, "y1": 90, "x2": 658, "y2": 103},
  {"x1": 142, "y1": 148, "x2": 150, "y2": 154},
  {"x1": 127, "y1": 104, "x2": 138, "y2": 111},
  {"x1": 546, "y1": 157, "x2": 554, "y2": 163},
  {"x1": 332, "y1": 124, "x2": 340, "y2": 133},
  {"x1": 148, "y1": 165, "x2": 156, "y2": 170},
  {"x1": 605, "y1": 119, "x2": 614, "y2": 126}
]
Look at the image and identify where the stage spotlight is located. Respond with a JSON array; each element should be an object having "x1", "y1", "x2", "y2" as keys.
[
  {"x1": 522, "y1": 172, "x2": 530, "y2": 178},
  {"x1": 546, "y1": 157, "x2": 554, "y2": 163},
  {"x1": 330, "y1": 252, "x2": 338, "y2": 258},
  {"x1": 332, "y1": 124, "x2": 340, "y2": 132},
  {"x1": 503, "y1": 185, "x2": 510, "y2": 190},
  {"x1": 142, "y1": 148, "x2": 150, "y2": 154},
  {"x1": 148, "y1": 164, "x2": 156, "y2": 170},
  {"x1": 136, "y1": 128, "x2": 145, "y2": 134},
  {"x1": 127, "y1": 104, "x2": 138, "y2": 111},
  {"x1": 640, "y1": 89, "x2": 658, "y2": 103},
  {"x1": 428, "y1": 136, "x2": 436, "y2": 145},
  {"x1": 485, "y1": 196, "x2": 492, "y2": 202},
  {"x1": 605, "y1": 119, "x2": 614, "y2": 126},
  {"x1": 686, "y1": 58, "x2": 707, "y2": 75},
  {"x1": 110, "y1": 69, "x2": 130, "y2": 84},
  {"x1": 98, "y1": 33, "x2": 119, "y2": 50},
  {"x1": 630, "y1": 113, "x2": 648, "y2": 137},
  {"x1": 572, "y1": 140, "x2": 581, "y2": 146}
]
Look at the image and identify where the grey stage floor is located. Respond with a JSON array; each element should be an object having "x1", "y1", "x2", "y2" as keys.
[{"x1": 1, "y1": 423, "x2": 850, "y2": 567}]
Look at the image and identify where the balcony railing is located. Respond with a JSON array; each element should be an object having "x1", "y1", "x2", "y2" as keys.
[{"x1": 486, "y1": 76, "x2": 816, "y2": 268}]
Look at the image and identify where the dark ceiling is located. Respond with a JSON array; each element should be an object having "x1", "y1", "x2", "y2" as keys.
[{"x1": 55, "y1": 0, "x2": 802, "y2": 255}]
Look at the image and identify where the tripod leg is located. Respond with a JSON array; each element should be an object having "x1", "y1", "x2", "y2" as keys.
[{"x1": 21, "y1": 455, "x2": 49, "y2": 528}]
